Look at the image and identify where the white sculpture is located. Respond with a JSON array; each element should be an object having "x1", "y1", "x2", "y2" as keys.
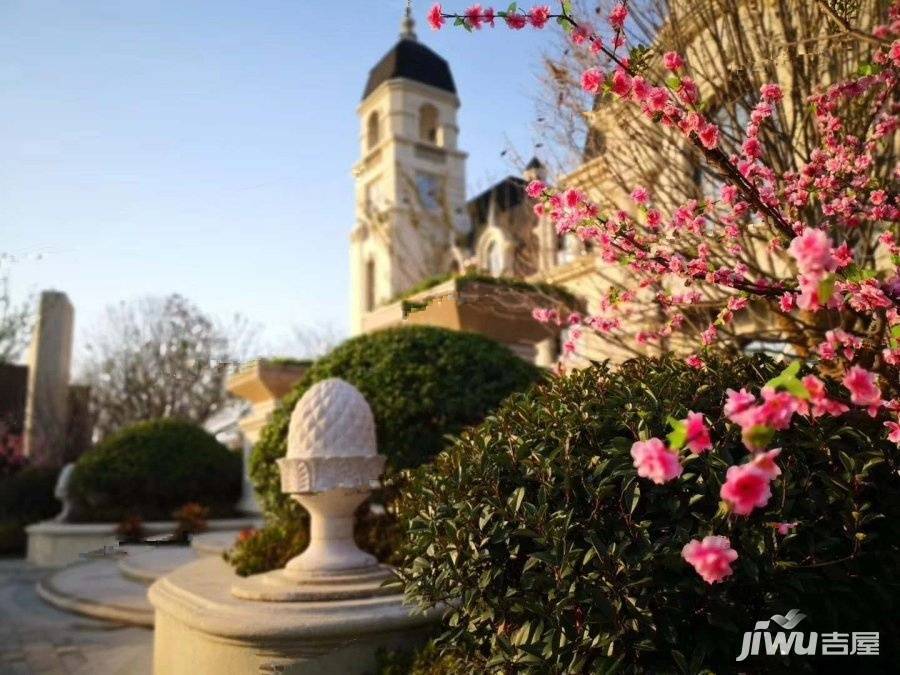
[
  {"x1": 53, "y1": 462, "x2": 76, "y2": 522},
  {"x1": 278, "y1": 378, "x2": 385, "y2": 574},
  {"x1": 231, "y1": 378, "x2": 390, "y2": 601}
]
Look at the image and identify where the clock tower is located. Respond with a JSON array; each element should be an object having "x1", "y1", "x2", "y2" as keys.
[{"x1": 349, "y1": 8, "x2": 468, "y2": 334}]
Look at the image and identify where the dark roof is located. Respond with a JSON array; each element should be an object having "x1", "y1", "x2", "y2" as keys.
[
  {"x1": 457, "y1": 176, "x2": 528, "y2": 247},
  {"x1": 362, "y1": 39, "x2": 456, "y2": 99},
  {"x1": 525, "y1": 156, "x2": 543, "y2": 170}
]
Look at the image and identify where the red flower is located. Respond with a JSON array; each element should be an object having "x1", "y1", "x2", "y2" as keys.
[
  {"x1": 427, "y1": 4, "x2": 444, "y2": 30},
  {"x1": 465, "y1": 4, "x2": 484, "y2": 29},
  {"x1": 529, "y1": 5, "x2": 551, "y2": 29}
]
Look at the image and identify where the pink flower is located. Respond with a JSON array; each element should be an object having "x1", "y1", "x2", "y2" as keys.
[
  {"x1": 885, "y1": 420, "x2": 900, "y2": 444},
  {"x1": 758, "y1": 388, "x2": 800, "y2": 430},
  {"x1": 677, "y1": 78, "x2": 699, "y2": 105},
  {"x1": 750, "y1": 448, "x2": 781, "y2": 479},
  {"x1": 631, "y1": 186, "x2": 649, "y2": 205},
  {"x1": 720, "y1": 464, "x2": 773, "y2": 515},
  {"x1": 682, "y1": 536, "x2": 738, "y2": 584},
  {"x1": 465, "y1": 4, "x2": 484, "y2": 29},
  {"x1": 788, "y1": 228, "x2": 835, "y2": 274},
  {"x1": 482, "y1": 7, "x2": 496, "y2": 26},
  {"x1": 608, "y1": 3, "x2": 628, "y2": 30},
  {"x1": 760, "y1": 83, "x2": 783, "y2": 103},
  {"x1": 724, "y1": 388, "x2": 757, "y2": 426},
  {"x1": 427, "y1": 3, "x2": 444, "y2": 30},
  {"x1": 631, "y1": 75, "x2": 650, "y2": 101},
  {"x1": 529, "y1": 5, "x2": 551, "y2": 28},
  {"x1": 779, "y1": 292, "x2": 796, "y2": 312},
  {"x1": 685, "y1": 354, "x2": 705, "y2": 369},
  {"x1": 684, "y1": 412, "x2": 712, "y2": 454},
  {"x1": 662, "y1": 51, "x2": 684, "y2": 71},
  {"x1": 698, "y1": 123, "x2": 719, "y2": 149},
  {"x1": 505, "y1": 11, "x2": 527, "y2": 29},
  {"x1": 610, "y1": 68, "x2": 632, "y2": 97},
  {"x1": 842, "y1": 366, "x2": 881, "y2": 408},
  {"x1": 630, "y1": 438, "x2": 683, "y2": 484},
  {"x1": 526, "y1": 180, "x2": 545, "y2": 198},
  {"x1": 775, "y1": 521, "x2": 797, "y2": 535},
  {"x1": 581, "y1": 68, "x2": 604, "y2": 94}
]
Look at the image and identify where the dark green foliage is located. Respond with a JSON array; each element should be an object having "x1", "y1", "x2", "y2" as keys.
[
  {"x1": 0, "y1": 466, "x2": 59, "y2": 554},
  {"x1": 250, "y1": 326, "x2": 542, "y2": 517},
  {"x1": 397, "y1": 354, "x2": 900, "y2": 673},
  {"x1": 71, "y1": 419, "x2": 241, "y2": 521}
]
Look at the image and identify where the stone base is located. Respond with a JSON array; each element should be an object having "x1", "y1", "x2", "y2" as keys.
[
  {"x1": 231, "y1": 564, "x2": 396, "y2": 602},
  {"x1": 149, "y1": 556, "x2": 440, "y2": 675},
  {"x1": 26, "y1": 517, "x2": 261, "y2": 567}
]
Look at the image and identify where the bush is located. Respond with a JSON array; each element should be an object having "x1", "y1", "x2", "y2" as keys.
[
  {"x1": 71, "y1": 419, "x2": 241, "y2": 521},
  {"x1": 397, "y1": 354, "x2": 900, "y2": 673},
  {"x1": 250, "y1": 326, "x2": 542, "y2": 517},
  {"x1": 0, "y1": 466, "x2": 60, "y2": 554}
]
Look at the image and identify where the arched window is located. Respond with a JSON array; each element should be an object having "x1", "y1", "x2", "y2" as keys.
[
  {"x1": 487, "y1": 240, "x2": 504, "y2": 277},
  {"x1": 419, "y1": 104, "x2": 439, "y2": 144},
  {"x1": 366, "y1": 111, "x2": 380, "y2": 150},
  {"x1": 365, "y1": 258, "x2": 376, "y2": 311}
]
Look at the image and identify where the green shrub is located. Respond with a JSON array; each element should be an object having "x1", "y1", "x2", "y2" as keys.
[
  {"x1": 397, "y1": 354, "x2": 900, "y2": 673},
  {"x1": 71, "y1": 419, "x2": 241, "y2": 521},
  {"x1": 0, "y1": 466, "x2": 60, "y2": 554},
  {"x1": 250, "y1": 326, "x2": 542, "y2": 517}
]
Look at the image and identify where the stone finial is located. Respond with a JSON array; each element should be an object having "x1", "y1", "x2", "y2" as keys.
[
  {"x1": 276, "y1": 379, "x2": 386, "y2": 576},
  {"x1": 278, "y1": 378, "x2": 384, "y2": 494}
]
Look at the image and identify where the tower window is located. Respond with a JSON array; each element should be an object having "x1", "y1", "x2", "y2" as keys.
[
  {"x1": 415, "y1": 171, "x2": 441, "y2": 210},
  {"x1": 419, "y1": 104, "x2": 439, "y2": 145},
  {"x1": 365, "y1": 258, "x2": 376, "y2": 311},
  {"x1": 367, "y1": 111, "x2": 380, "y2": 150}
]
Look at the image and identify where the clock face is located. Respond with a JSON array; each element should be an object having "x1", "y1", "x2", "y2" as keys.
[{"x1": 415, "y1": 171, "x2": 441, "y2": 210}]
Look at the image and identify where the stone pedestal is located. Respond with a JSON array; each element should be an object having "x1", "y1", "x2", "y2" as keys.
[
  {"x1": 23, "y1": 291, "x2": 74, "y2": 465},
  {"x1": 150, "y1": 556, "x2": 437, "y2": 675},
  {"x1": 226, "y1": 359, "x2": 308, "y2": 514}
]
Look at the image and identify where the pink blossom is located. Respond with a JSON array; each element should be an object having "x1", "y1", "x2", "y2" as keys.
[
  {"x1": 682, "y1": 536, "x2": 738, "y2": 584},
  {"x1": 677, "y1": 78, "x2": 699, "y2": 105},
  {"x1": 698, "y1": 123, "x2": 719, "y2": 149},
  {"x1": 842, "y1": 366, "x2": 882, "y2": 408},
  {"x1": 505, "y1": 11, "x2": 527, "y2": 29},
  {"x1": 529, "y1": 5, "x2": 551, "y2": 28},
  {"x1": 427, "y1": 4, "x2": 444, "y2": 30},
  {"x1": 787, "y1": 228, "x2": 835, "y2": 274},
  {"x1": 778, "y1": 293, "x2": 796, "y2": 312},
  {"x1": 776, "y1": 522, "x2": 797, "y2": 535},
  {"x1": 760, "y1": 83, "x2": 783, "y2": 103},
  {"x1": 720, "y1": 464, "x2": 773, "y2": 515},
  {"x1": 631, "y1": 75, "x2": 650, "y2": 101},
  {"x1": 758, "y1": 388, "x2": 800, "y2": 430},
  {"x1": 662, "y1": 51, "x2": 684, "y2": 71},
  {"x1": 631, "y1": 186, "x2": 649, "y2": 205},
  {"x1": 647, "y1": 87, "x2": 669, "y2": 112},
  {"x1": 526, "y1": 180, "x2": 545, "y2": 198},
  {"x1": 581, "y1": 68, "x2": 604, "y2": 94},
  {"x1": 630, "y1": 438, "x2": 683, "y2": 484},
  {"x1": 685, "y1": 354, "x2": 705, "y2": 369},
  {"x1": 610, "y1": 68, "x2": 632, "y2": 97},
  {"x1": 750, "y1": 448, "x2": 781, "y2": 479},
  {"x1": 608, "y1": 3, "x2": 628, "y2": 30},
  {"x1": 724, "y1": 388, "x2": 757, "y2": 426},
  {"x1": 684, "y1": 412, "x2": 712, "y2": 454},
  {"x1": 465, "y1": 4, "x2": 484, "y2": 29},
  {"x1": 885, "y1": 420, "x2": 900, "y2": 443},
  {"x1": 482, "y1": 7, "x2": 496, "y2": 26}
]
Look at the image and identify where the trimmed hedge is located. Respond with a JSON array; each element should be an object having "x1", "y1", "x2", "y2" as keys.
[
  {"x1": 250, "y1": 326, "x2": 543, "y2": 517},
  {"x1": 397, "y1": 354, "x2": 900, "y2": 673},
  {"x1": 71, "y1": 419, "x2": 241, "y2": 521},
  {"x1": 0, "y1": 466, "x2": 59, "y2": 554}
]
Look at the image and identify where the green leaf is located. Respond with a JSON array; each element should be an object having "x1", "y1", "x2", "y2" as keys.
[
  {"x1": 743, "y1": 424, "x2": 775, "y2": 450},
  {"x1": 819, "y1": 274, "x2": 836, "y2": 304},
  {"x1": 666, "y1": 416, "x2": 687, "y2": 450}
]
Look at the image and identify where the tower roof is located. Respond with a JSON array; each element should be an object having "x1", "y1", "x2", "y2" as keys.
[{"x1": 362, "y1": 39, "x2": 457, "y2": 100}]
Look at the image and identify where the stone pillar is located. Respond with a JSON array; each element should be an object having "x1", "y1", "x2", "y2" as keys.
[
  {"x1": 23, "y1": 291, "x2": 74, "y2": 466},
  {"x1": 226, "y1": 359, "x2": 308, "y2": 515}
]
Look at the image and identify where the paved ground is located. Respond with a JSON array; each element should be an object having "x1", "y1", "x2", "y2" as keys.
[{"x1": 0, "y1": 558, "x2": 152, "y2": 675}]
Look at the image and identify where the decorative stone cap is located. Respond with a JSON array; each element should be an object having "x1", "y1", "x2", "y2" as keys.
[{"x1": 279, "y1": 378, "x2": 384, "y2": 494}]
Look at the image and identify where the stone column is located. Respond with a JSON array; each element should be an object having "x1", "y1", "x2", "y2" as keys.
[
  {"x1": 23, "y1": 291, "x2": 74, "y2": 466},
  {"x1": 226, "y1": 359, "x2": 308, "y2": 515}
]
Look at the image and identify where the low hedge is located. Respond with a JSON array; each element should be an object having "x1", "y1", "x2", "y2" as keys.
[
  {"x1": 0, "y1": 466, "x2": 60, "y2": 554},
  {"x1": 396, "y1": 354, "x2": 900, "y2": 673},
  {"x1": 71, "y1": 419, "x2": 241, "y2": 521}
]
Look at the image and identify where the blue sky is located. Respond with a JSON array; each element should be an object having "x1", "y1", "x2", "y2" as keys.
[{"x1": 1, "y1": 0, "x2": 554, "y2": 362}]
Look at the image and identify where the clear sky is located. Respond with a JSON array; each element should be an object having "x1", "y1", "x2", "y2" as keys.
[{"x1": 1, "y1": 0, "x2": 555, "y2": 363}]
